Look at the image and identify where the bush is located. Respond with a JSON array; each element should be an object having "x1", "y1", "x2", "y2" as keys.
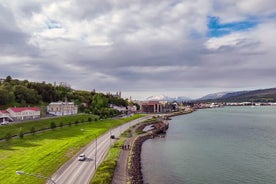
[
  {"x1": 88, "y1": 117, "x2": 92, "y2": 122},
  {"x1": 59, "y1": 122, "x2": 64, "y2": 127},
  {"x1": 30, "y1": 126, "x2": 35, "y2": 135},
  {"x1": 5, "y1": 132, "x2": 11, "y2": 141},
  {"x1": 50, "y1": 122, "x2": 57, "y2": 129},
  {"x1": 19, "y1": 130, "x2": 24, "y2": 139},
  {"x1": 74, "y1": 120, "x2": 79, "y2": 125}
]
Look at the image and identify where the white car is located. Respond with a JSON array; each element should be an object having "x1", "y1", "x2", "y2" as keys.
[
  {"x1": 78, "y1": 153, "x2": 86, "y2": 161},
  {"x1": 1, "y1": 121, "x2": 9, "y2": 125}
]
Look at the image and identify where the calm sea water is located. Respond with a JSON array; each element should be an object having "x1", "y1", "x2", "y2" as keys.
[{"x1": 142, "y1": 106, "x2": 276, "y2": 184}]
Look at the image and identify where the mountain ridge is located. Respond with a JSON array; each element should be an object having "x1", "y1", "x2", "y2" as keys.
[{"x1": 145, "y1": 87, "x2": 276, "y2": 102}]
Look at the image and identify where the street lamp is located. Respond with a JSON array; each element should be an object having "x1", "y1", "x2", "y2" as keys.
[
  {"x1": 94, "y1": 135, "x2": 98, "y2": 170},
  {"x1": 16, "y1": 171, "x2": 56, "y2": 184}
]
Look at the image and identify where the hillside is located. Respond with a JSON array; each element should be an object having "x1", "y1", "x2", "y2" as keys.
[
  {"x1": 0, "y1": 76, "x2": 128, "y2": 118},
  {"x1": 203, "y1": 88, "x2": 276, "y2": 102},
  {"x1": 219, "y1": 88, "x2": 276, "y2": 102}
]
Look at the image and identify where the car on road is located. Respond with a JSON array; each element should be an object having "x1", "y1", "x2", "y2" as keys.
[
  {"x1": 110, "y1": 135, "x2": 115, "y2": 139},
  {"x1": 1, "y1": 121, "x2": 9, "y2": 125},
  {"x1": 78, "y1": 153, "x2": 86, "y2": 161}
]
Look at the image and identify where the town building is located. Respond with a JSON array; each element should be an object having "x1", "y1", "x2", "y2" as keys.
[
  {"x1": 141, "y1": 101, "x2": 163, "y2": 113},
  {"x1": 47, "y1": 101, "x2": 78, "y2": 116},
  {"x1": 0, "y1": 107, "x2": 40, "y2": 122},
  {"x1": 0, "y1": 110, "x2": 12, "y2": 123}
]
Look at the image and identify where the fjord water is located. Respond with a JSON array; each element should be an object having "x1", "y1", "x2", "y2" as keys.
[{"x1": 141, "y1": 107, "x2": 276, "y2": 184}]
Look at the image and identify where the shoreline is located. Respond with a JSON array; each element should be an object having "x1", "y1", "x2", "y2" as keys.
[{"x1": 127, "y1": 110, "x2": 193, "y2": 184}]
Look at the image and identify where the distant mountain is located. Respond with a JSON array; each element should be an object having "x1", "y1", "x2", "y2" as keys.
[
  {"x1": 218, "y1": 88, "x2": 276, "y2": 102},
  {"x1": 176, "y1": 96, "x2": 193, "y2": 102},
  {"x1": 198, "y1": 88, "x2": 276, "y2": 102},
  {"x1": 146, "y1": 95, "x2": 192, "y2": 102},
  {"x1": 198, "y1": 92, "x2": 229, "y2": 100},
  {"x1": 146, "y1": 95, "x2": 174, "y2": 101}
]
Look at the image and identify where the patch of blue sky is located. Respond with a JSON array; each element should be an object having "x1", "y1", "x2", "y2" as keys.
[
  {"x1": 169, "y1": 0, "x2": 181, "y2": 7},
  {"x1": 46, "y1": 20, "x2": 62, "y2": 29},
  {"x1": 189, "y1": 30, "x2": 204, "y2": 39},
  {"x1": 267, "y1": 13, "x2": 276, "y2": 19},
  {"x1": 207, "y1": 16, "x2": 258, "y2": 37}
]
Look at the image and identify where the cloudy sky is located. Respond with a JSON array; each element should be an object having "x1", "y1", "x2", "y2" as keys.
[{"x1": 0, "y1": 0, "x2": 276, "y2": 100}]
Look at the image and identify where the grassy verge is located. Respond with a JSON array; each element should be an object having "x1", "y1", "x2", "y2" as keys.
[
  {"x1": 91, "y1": 138, "x2": 126, "y2": 184},
  {"x1": 0, "y1": 114, "x2": 144, "y2": 184},
  {"x1": 91, "y1": 129, "x2": 134, "y2": 184},
  {"x1": 0, "y1": 114, "x2": 98, "y2": 139},
  {"x1": 91, "y1": 118, "x2": 154, "y2": 184}
]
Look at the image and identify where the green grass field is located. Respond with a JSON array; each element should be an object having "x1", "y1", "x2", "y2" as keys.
[
  {"x1": 0, "y1": 114, "x2": 98, "y2": 139},
  {"x1": 0, "y1": 114, "x2": 144, "y2": 184}
]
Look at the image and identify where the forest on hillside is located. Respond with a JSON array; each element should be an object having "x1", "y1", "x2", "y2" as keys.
[{"x1": 0, "y1": 76, "x2": 131, "y2": 118}]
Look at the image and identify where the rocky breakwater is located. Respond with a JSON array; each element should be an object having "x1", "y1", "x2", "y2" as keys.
[{"x1": 128, "y1": 120, "x2": 169, "y2": 184}]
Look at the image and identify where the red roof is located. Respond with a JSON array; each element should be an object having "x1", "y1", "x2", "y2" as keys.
[
  {"x1": 0, "y1": 110, "x2": 9, "y2": 114},
  {"x1": 142, "y1": 101, "x2": 160, "y2": 106},
  {"x1": 8, "y1": 107, "x2": 40, "y2": 113}
]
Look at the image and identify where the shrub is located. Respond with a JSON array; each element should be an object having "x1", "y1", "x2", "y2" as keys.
[
  {"x1": 59, "y1": 122, "x2": 64, "y2": 127},
  {"x1": 30, "y1": 126, "x2": 35, "y2": 135},
  {"x1": 74, "y1": 120, "x2": 79, "y2": 125},
  {"x1": 50, "y1": 122, "x2": 57, "y2": 129},
  {"x1": 19, "y1": 130, "x2": 24, "y2": 139},
  {"x1": 5, "y1": 132, "x2": 11, "y2": 141}
]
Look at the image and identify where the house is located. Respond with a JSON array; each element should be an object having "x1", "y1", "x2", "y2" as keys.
[
  {"x1": 127, "y1": 105, "x2": 137, "y2": 113},
  {"x1": 109, "y1": 104, "x2": 127, "y2": 112},
  {"x1": 0, "y1": 110, "x2": 13, "y2": 122},
  {"x1": 47, "y1": 101, "x2": 78, "y2": 116},
  {"x1": 141, "y1": 101, "x2": 163, "y2": 113},
  {"x1": 6, "y1": 107, "x2": 40, "y2": 121}
]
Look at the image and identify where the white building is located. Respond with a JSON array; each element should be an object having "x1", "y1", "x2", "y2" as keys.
[
  {"x1": 5, "y1": 107, "x2": 40, "y2": 121},
  {"x1": 0, "y1": 110, "x2": 12, "y2": 122},
  {"x1": 109, "y1": 104, "x2": 127, "y2": 112},
  {"x1": 47, "y1": 101, "x2": 78, "y2": 116}
]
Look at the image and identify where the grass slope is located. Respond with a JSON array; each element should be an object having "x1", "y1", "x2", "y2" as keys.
[
  {"x1": 0, "y1": 114, "x2": 144, "y2": 184},
  {"x1": 0, "y1": 114, "x2": 98, "y2": 139}
]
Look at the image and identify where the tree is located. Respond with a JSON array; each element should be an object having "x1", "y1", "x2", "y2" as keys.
[
  {"x1": 19, "y1": 130, "x2": 24, "y2": 139},
  {"x1": 30, "y1": 126, "x2": 36, "y2": 135},
  {"x1": 0, "y1": 89, "x2": 14, "y2": 105},
  {"x1": 5, "y1": 132, "x2": 12, "y2": 141},
  {"x1": 5, "y1": 76, "x2": 12, "y2": 83},
  {"x1": 92, "y1": 93, "x2": 108, "y2": 109},
  {"x1": 50, "y1": 122, "x2": 56, "y2": 129},
  {"x1": 14, "y1": 85, "x2": 41, "y2": 104}
]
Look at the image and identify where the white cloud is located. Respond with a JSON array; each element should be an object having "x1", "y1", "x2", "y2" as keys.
[{"x1": 0, "y1": 0, "x2": 276, "y2": 100}]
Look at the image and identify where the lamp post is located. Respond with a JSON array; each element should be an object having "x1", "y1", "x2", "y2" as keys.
[
  {"x1": 16, "y1": 171, "x2": 56, "y2": 184},
  {"x1": 94, "y1": 135, "x2": 97, "y2": 170}
]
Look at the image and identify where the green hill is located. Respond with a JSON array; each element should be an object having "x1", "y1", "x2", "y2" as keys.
[
  {"x1": 0, "y1": 76, "x2": 128, "y2": 118},
  {"x1": 218, "y1": 88, "x2": 276, "y2": 102}
]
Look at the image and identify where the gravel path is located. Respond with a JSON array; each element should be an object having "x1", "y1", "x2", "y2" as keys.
[{"x1": 112, "y1": 125, "x2": 138, "y2": 184}]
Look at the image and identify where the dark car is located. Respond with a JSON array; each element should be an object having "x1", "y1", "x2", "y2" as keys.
[{"x1": 110, "y1": 135, "x2": 115, "y2": 139}]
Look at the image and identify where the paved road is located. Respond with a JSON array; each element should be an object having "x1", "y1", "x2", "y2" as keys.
[{"x1": 49, "y1": 116, "x2": 151, "y2": 184}]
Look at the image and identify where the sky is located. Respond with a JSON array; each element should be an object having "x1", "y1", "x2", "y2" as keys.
[{"x1": 0, "y1": 0, "x2": 276, "y2": 100}]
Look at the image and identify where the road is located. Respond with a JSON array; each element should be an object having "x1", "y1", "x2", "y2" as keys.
[{"x1": 49, "y1": 116, "x2": 151, "y2": 184}]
